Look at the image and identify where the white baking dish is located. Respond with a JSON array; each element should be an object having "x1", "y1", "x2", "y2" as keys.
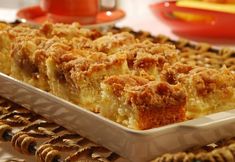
[{"x1": 0, "y1": 72, "x2": 235, "y2": 162}]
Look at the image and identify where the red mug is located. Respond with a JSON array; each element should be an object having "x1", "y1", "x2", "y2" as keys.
[{"x1": 40, "y1": 0, "x2": 117, "y2": 24}]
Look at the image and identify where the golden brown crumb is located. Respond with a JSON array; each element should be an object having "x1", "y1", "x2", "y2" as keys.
[
  {"x1": 161, "y1": 63, "x2": 193, "y2": 84},
  {"x1": 162, "y1": 63, "x2": 235, "y2": 97},
  {"x1": 0, "y1": 23, "x2": 10, "y2": 30},
  {"x1": 189, "y1": 67, "x2": 235, "y2": 97},
  {"x1": 115, "y1": 40, "x2": 179, "y2": 70},
  {"x1": 40, "y1": 22, "x2": 101, "y2": 39},
  {"x1": 58, "y1": 51, "x2": 129, "y2": 88},
  {"x1": 93, "y1": 32, "x2": 136, "y2": 53},
  {"x1": 161, "y1": 63, "x2": 235, "y2": 119},
  {"x1": 127, "y1": 82, "x2": 186, "y2": 129},
  {"x1": 103, "y1": 75, "x2": 149, "y2": 97},
  {"x1": 127, "y1": 82, "x2": 186, "y2": 110}
]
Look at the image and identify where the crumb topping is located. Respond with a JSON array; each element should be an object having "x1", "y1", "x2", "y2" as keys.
[{"x1": 127, "y1": 82, "x2": 186, "y2": 109}]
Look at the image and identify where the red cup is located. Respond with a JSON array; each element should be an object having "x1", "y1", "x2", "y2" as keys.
[{"x1": 40, "y1": 0, "x2": 100, "y2": 24}]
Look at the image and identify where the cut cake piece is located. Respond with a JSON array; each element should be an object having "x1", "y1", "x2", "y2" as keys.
[
  {"x1": 101, "y1": 75, "x2": 186, "y2": 129},
  {"x1": 161, "y1": 63, "x2": 235, "y2": 119}
]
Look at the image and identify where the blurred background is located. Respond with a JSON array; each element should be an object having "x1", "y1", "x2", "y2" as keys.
[
  {"x1": 0, "y1": 0, "x2": 174, "y2": 38},
  {"x1": 0, "y1": 0, "x2": 39, "y2": 8},
  {"x1": 0, "y1": 0, "x2": 234, "y2": 46}
]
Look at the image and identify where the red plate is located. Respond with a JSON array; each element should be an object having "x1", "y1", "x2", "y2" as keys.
[
  {"x1": 150, "y1": 1, "x2": 235, "y2": 38},
  {"x1": 17, "y1": 5, "x2": 125, "y2": 27}
]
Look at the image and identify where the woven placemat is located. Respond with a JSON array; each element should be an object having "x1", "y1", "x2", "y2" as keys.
[{"x1": 0, "y1": 96, "x2": 121, "y2": 162}]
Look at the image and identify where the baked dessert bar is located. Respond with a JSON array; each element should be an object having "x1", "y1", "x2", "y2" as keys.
[
  {"x1": 101, "y1": 75, "x2": 186, "y2": 129},
  {"x1": 0, "y1": 22, "x2": 234, "y2": 130},
  {"x1": 161, "y1": 63, "x2": 235, "y2": 119}
]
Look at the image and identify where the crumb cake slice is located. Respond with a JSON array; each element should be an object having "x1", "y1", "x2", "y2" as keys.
[
  {"x1": 112, "y1": 40, "x2": 179, "y2": 81},
  {"x1": 101, "y1": 75, "x2": 186, "y2": 129},
  {"x1": 162, "y1": 63, "x2": 235, "y2": 119},
  {"x1": 184, "y1": 67, "x2": 235, "y2": 119},
  {"x1": 50, "y1": 49, "x2": 130, "y2": 112}
]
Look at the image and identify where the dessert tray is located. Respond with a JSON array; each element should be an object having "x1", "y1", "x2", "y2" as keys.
[{"x1": 0, "y1": 23, "x2": 235, "y2": 162}]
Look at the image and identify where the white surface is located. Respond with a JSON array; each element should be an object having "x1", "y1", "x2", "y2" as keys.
[
  {"x1": 0, "y1": 0, "x2": 39, "y2": 9},
  {"x1": 117, "y1": 0, "x2": 177, "y2": 38},
  {"x1": 0, "y1": 8, "x2": 17, "y2": 22}
]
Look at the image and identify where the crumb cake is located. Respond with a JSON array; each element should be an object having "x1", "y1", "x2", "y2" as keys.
[
  {"x1": 101, "y1": 75, "x2": 186, "y2": 129},
  {"x1": 161, "y1": 63, "x2": 235, "y2": 119},
  {"x1": 0, "y1": 22, "x2": 235, "y2": 129}
]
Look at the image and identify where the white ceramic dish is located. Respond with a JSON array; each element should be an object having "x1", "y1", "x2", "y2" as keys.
[{"x1": 0, "y1": 72, "x2": 235, "y2": 162}]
